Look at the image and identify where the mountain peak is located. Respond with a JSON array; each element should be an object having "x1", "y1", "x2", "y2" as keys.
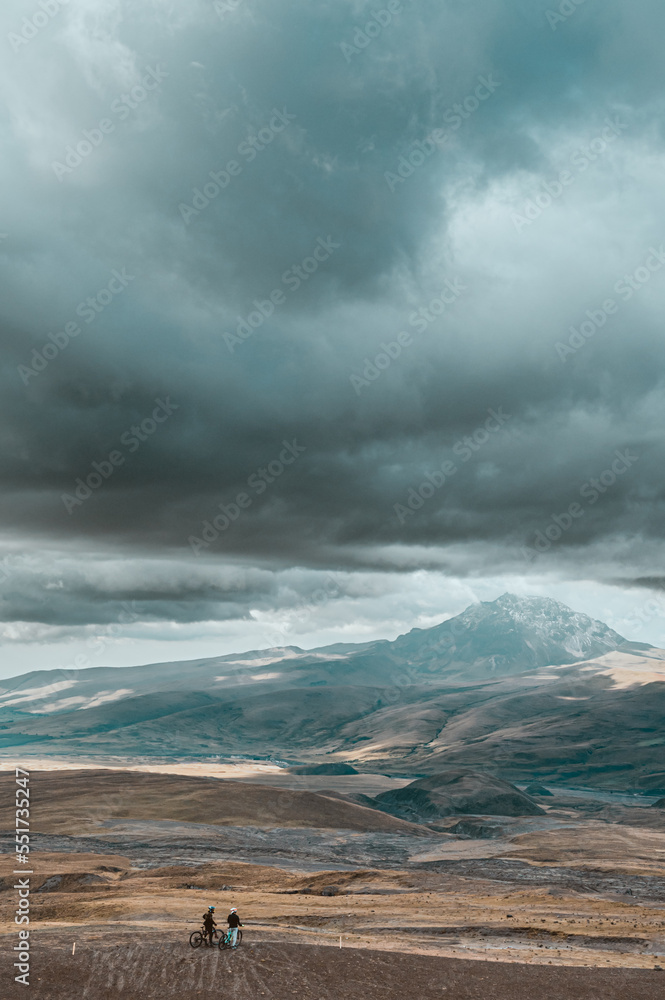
[
  {"x1": 490, "y1": 592, "x2": 576, "y2": 615},
  {"x1": 390, "y1": 592, "x2": 625, "y2": 678}
]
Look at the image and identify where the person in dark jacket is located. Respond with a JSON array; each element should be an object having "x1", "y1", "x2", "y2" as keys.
[
  {"x1": 226, "y1": 907, "x2": 243, "y2": 947},
  {"x1": 202, "y1": 905, "x2": 216, "y2": 946}
]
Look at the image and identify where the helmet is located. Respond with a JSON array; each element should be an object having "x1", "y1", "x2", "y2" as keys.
[
  {"x1": 229, "y1": 907, "x2": 237, "y2": 913},
  {"x1": 208, "y1": 906, "x2": 215, "y2": 911}
]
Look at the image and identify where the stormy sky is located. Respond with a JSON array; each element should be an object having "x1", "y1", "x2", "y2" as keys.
[{"x1": 1, "y1": 0, "x2": 665, "y2": 678}]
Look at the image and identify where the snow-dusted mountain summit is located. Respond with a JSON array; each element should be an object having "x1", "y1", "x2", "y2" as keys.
[{"x1": 388, "y1": 593, "x2": 627, "y2": 678}]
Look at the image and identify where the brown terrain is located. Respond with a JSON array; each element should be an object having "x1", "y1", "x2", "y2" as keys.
[
  {"x1": 0, "y1": 768, "x2": 424, "y2": 835},
  {"x1": 2, "y1": 765, "x2": 665, "y2": 997},
  {"x1": 3, "y1": 934, "x2": 664, "y2": 1000}
]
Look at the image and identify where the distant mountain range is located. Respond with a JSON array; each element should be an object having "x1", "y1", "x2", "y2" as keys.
[{"x1": 1, "y1": 594, "x2": 664, "y2": 792}]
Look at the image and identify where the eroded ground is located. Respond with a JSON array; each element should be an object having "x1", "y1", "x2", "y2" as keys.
[
  {"x1": 4, "y1": 933, "x2": 664, "y2": 1000},
  {"x1": 2, "y1": 849, "x2": 665, "y2": 971}
]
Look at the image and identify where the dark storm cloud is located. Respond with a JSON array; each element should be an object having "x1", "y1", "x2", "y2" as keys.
[
  {"x1": 617, "y1": 578, "x2": 665, "y2": 593},
  {"x1": 2, "y1": 0, "x2": 665, "y2": 629},
  {"x1": 0, "y1": 553, "x2": 269, "y2": 625}
]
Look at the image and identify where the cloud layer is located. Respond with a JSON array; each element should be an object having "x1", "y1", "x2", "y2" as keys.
[{"x1": 1, "y1": 0, "x2": 665, "y2": 673}]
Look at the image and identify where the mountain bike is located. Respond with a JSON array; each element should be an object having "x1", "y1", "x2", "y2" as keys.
[
  {"x1": 189, "y1": 926, "x2": 223, "y2": 948},
  {"x1": 218, "y1": 928, "x2": 243, "y2": 949}
]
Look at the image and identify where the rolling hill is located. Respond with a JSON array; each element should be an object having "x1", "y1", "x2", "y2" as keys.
[{"x1": 0, "y1": 769, "x2": 427, "y2": 835}]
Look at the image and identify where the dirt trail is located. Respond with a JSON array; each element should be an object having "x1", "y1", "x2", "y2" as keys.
[{"x1": 3, "y1": 932, "x2": 664, "y2": 1000}]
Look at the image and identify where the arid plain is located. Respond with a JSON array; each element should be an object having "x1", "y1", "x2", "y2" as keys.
[{"x1": 2, "y1": 764, "x2": 665, "y2": 998}]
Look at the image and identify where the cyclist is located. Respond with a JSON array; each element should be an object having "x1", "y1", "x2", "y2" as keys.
[
  {"x1": 202, "y1": 905, "x2": 216, "y2": 946},
  {"x1": 226, "y1": 907, "x2": 243, "y2": 947}
]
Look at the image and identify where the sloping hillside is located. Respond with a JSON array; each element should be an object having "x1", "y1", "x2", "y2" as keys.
[
  {"x1": 0, "y1": 769, "x2": 425, "y2": 835},
  {"x1": 0, "y1": 596, "x2": 663, "y2": 790},
  {"x1": 373, "y1": 770, "x2": 544, "y2": 821}
]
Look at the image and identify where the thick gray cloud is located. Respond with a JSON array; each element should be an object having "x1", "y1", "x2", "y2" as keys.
[{"x1": 1, "y1": 0, "x2": 665, "y2": 670}]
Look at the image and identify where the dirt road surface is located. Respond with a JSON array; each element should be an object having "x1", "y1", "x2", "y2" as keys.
[{"x1": 3, "y1": 931, "x2": 664, "y2": 1000}]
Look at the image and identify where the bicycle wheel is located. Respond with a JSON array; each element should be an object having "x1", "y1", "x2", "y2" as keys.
[
  {"x1": 219, "y1": 930, "x2": 242, "y2": 950},
  {"x1": 189, "y1": 930, "x2": 204, "y2": 948}
]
